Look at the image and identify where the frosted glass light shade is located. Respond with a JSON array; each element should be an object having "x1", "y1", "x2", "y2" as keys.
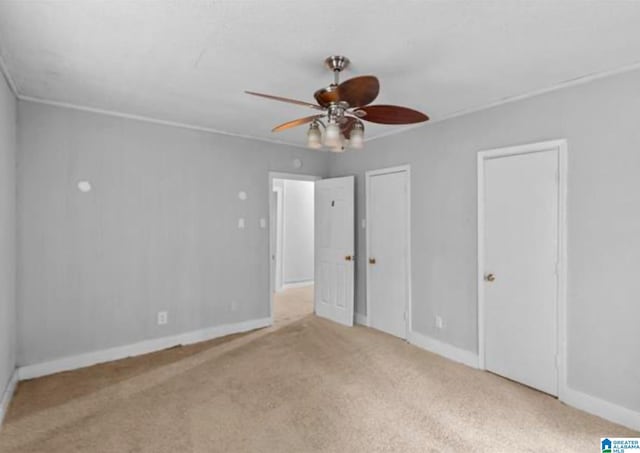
[
  {"x1": 349, "y1": 127, "x2": 364, "y2": 149},
  {"x1": 324, "y1": 123, "x2": 341, "y2": 148},
  {"x1": 307, "y1": 126, "x2": 322, "y2": 149}
]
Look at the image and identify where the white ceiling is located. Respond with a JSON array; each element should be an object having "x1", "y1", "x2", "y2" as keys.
[{"x1": 1, "y1": 0, "x2": 640, "y2": 147}]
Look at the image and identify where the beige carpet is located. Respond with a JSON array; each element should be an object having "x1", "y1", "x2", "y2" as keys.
[{"x1": 1, "y1": 286, "x2": 636, "y2": 452}]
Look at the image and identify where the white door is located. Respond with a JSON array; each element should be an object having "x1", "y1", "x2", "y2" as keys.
[
  {"x1": 367, "y1": 169, "x2": 410, "y2": 339},
  {"x1": 482, "y1": 149, "x2": 559, "y2": 396},
  {"x1": 314, "y1": 176, "x2": 355, "y2": 326}
]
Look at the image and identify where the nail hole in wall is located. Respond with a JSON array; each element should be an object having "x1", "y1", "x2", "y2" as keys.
[{"x1": 77, "y1": 181, "x2": 92, "y2": 192}]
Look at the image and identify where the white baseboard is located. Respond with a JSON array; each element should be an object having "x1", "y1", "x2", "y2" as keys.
[
  {"x1": 0, "y1": 369, "x2": 18, "y2": 429},
  {"x1": 12, "y1": 318, "x2": 639, "y2": 433},
  {"x1": 281, "y1": 280, "x2": 314, "y2": 290},
  {"x1": 18, "y1": 317, "x2": 271, "y2": 381},
  {"x1": 408, "y1": 330, "x2": 479, "y2": 369},
  {"x1": 561, "y1": 385, "x2": 640, "y2": 432},
  {"x1": 407, "y1": 331, "x2": 639, "y2": 431},
  {"x1": 355, "y1": 313, "x2": 369, "y2": 326}
]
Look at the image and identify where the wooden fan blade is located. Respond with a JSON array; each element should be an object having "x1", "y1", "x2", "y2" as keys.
[
  {"x1": 337, "y1": 76, "x2": 379, "y2": 107},
  {"x1": 354, "y1": 105, "x2": 429, "y2": 124},
  {"x1": 340, "y1": 117, "x2": 357, "y2": 139},
  {"x1": 245, "y1": 91, "x2": 324, "y2": 111},
  {"x1": 314, "y1": 86, "x2": 340, "y2": 108},
  {"x1": 272, "y1": 114, "x2": 324, "y2": 132}
]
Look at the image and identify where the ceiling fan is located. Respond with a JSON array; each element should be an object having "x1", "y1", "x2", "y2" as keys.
[{"x1": 245, "y1": 56, "x2": 429, "y2": 151}]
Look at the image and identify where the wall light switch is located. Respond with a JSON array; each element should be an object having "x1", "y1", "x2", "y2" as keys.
[
  {"x1": 435, "y1": 315, "x2": 444, "y2": 329},
  {"x1": 238, "y1": 218, "x2": 245, "y2": 229},
  {"x1": 259, "y1": 218, "x2": 266, "y2": 229},
  {"x1": 361, "y1": 219, "x2": 366, "y2": 229}
]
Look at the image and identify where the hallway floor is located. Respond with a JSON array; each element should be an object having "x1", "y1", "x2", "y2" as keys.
[{"x1": 273, "y1": 285, "x2": 314, "y2": 327}]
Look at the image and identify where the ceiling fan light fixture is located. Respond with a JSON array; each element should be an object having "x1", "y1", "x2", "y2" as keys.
[
  {"x1": 307, "y1": 121, "x2": 322, "y2": 149},
  {"x1": 349, "y1": 121, "x2": 365, "y2": 149},
  {"x1": 324, "y1": 122, "x2": 341, "y2": 148},
  {"x1": 245, "y1": 55, "x2": 429, "y2": 151}
]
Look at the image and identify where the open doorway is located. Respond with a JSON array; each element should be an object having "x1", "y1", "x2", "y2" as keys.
[{"x1": 269, "y1": 172, "x2": 319, "y2": 326}]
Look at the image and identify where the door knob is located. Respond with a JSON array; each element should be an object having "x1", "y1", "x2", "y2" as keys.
[
  {"x1": 345, "y1": 255, "x2": 354, "y2": 261},
  {"x1": 485, "y1": 273, "x2": 495, "y2": 282},
  {"x1": 369, "y1": 257, "x2": 376, "y2": 264}
]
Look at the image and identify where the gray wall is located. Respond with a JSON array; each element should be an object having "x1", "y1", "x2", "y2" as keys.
[
  {"x1": 17, "y1": 101, "x2": 330, "y2": 366},
  {"x1": 282, "y1": 180, "x2": 314, "y2": 285},
  {"x1": 14, "y1": 67, "x2": 640, "y2": 415},
  {"x1": 330, "y1": 68, "x2": 640, "y2": 413},
  {"x1": 0, "y1": 73, "x2": 16, "y2": 393}
]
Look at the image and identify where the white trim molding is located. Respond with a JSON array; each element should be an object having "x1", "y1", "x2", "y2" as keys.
[
  {"x1": 408, "y1": 328, "x2": 640, "y2": 431},
  {"x1": 19, "y1": 96, "x2": 310, "y2": 150},
  {"x1": 281, "y1": 280, "x2": 314, "y2": 290},
  {"x1": 355, "y1": 313, "x2": 369, "y2": 326},
  {"x1": 268, "y1": 171, "x2": 321, "y2": 324},
  {"x1": 0, "y1": 369, "x2": 19, "y2": 428},
  {"x1": 409, "y1": 330, "x2": 479, "y2": 369},
  {"x1": 273, "y1": 184, "x2": 285, "y2": 292},
  {"x1": 363, "y1": 59, "x2": 640, "y2": 144},
  {"x1": 477, "y1": 139, "x2": 568, "y2": 397},
  {"x1": 18, "y1": 317, "x2": 271, "y2": 381},
  {"x1": 472, "y1": 140, "x2": 640, "y2": 429},
  {"x1": 9, "y1": 57, "x2": 640, "y2": 147},
  {"x1": 0, "y1": 49, "x2": 18, "y2": 97},
  {"x1": 365, "y1": 165, "x2": 412, "y2": 340},
  {"x1": 562, "y1": 386, "x2": 640, "y2": 432}
]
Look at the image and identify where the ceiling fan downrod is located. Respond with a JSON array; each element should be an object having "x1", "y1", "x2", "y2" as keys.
[{"x1": 324, "y1": 55, "x2": 350, "y2": 85}]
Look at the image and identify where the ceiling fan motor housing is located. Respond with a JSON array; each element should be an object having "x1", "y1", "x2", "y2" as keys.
[{"x1": 324, "y1": 55, "x2": 350, "y2": 73}]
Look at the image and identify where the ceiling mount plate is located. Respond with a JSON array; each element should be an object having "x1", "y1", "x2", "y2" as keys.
[{"x1": 325, "y1": 55, "x2": 350, "y2": 72}]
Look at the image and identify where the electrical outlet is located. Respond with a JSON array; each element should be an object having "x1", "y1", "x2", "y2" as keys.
[
  {"x1": 157, "y1": 311, "x2": 168, "y2": 325},
  {"x1": 435, "y1": 315, "x2": 443, "y2": 329},
  {"x1": 230, "y1": 301, "x2": 239, "y2": 312}
]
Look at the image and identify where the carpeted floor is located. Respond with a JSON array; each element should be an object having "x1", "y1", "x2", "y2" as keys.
[{"x1": 0, "y1": 285, "x2": 636, "y2": 452}]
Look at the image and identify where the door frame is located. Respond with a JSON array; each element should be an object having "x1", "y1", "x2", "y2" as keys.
[
  {"x1": 268, "y1": 172, "x2": 321, "y2": 325},
  {"x1": 365, "y1": 165, "x2": 412, "y2": 338},
  {"x1": 477, "y1": 139, "x2": 568, "y2": 398},
  {"x1": 273, "y1": 183, "x2": 284, "y2": 292}
]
